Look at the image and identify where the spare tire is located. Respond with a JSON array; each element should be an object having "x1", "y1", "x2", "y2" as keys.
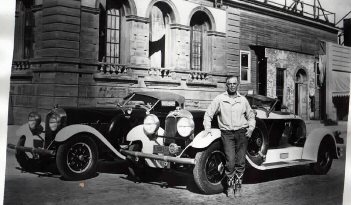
[{"x1": 246, "y1": 118, "x2": 268, "y2": 165}]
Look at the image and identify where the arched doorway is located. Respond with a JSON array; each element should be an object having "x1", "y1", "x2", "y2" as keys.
[{"x1": 295, "y1": 69, "x2": 308, "y2": 119}]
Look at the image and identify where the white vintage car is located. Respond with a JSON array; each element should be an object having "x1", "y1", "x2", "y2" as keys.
[{"x1": 121, "y1": 94, "x2": 343, "y2": 194}]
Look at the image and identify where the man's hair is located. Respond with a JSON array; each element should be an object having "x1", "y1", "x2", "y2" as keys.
[{"x1": 226, "y1": 75, "x2": 240, "y2": 84}]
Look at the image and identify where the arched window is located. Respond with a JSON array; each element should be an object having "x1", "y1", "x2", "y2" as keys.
[
  {"x1": 13, "y1": 0, "x2": 34, "y2": 60},
  {"x1": 190, "y1": 11, "x2": 210, "y2": 71},
  {"x1": 99, "y1": 0, "x2": 127, "y2": 64},
  {"x1": 149, "y1": 2, "x2": 173, "y2": 68}
]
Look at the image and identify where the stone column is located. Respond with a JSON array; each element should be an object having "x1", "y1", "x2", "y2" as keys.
[
  {"x1": 170, "y1": 24, "x2": 190, "y2": 70},
  {"x1": 208, "y1": 31, "x2": 226, "y2": 72},
  {"x1": 127, "y1": 15, "x2": 150, "y2": 67},
  {"x1": 33, "y1": 0, "x2": 82, "y2": 109}
]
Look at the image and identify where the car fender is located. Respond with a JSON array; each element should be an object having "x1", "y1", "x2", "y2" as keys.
[
  {"x1": 190, "y1": 129, "x2": 221, "y2": 149},
  {"x1": 15, "y1": 122, "x2": 45, "y2": 147},
  {"x1": 302, "y1": 127, "x2": 338, "y2": 161},
  {"x1": 126, "y1": 125, "x2": 165, "y2": 168},
  {"x1": 55, "y1": 124, "x2": 126, "y2": 160}
]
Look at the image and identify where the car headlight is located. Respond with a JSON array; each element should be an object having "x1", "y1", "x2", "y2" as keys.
[
  {"x1": 177, "y1": 117, "x2": 194, "y2": 137},
  {"x1": 28, "y1": 112, "x2": 41, "y2": 130},
  {"x1": 49, "y1": 113, "x2": 61, "y2": 132},
  {"x1": 143, "y1": 114, "x2": 160, "y2": 135}
]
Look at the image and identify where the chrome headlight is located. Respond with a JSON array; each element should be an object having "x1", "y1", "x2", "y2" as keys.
[
  {"x1": 49, "y1": 113, "x2": 61, "y2": 132},
  {"x1": 143, "y1": 114, "x2": 160, "y2": 135},
  {"x1": 177, "y1": 117, "x2": 194, "y2": 137},
  {"x1": 28, "y1": 112, "x2": 41, "y2": 130}
]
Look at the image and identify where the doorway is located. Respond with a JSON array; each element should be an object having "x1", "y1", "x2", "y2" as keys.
[{"x1": 295, "y1": 69, "x2": 308, "y2": 119}]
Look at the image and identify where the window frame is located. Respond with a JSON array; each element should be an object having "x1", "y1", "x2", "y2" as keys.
[
  {"x1": 189, "y1": 12, "x2": 210, "y2": 72},
  {"x1": 13, "y1": 0, "x2": 34, "y2": 61},
  {"x1": 239, "y1": 50, "x2": 251, "y2": 84},
  {"x1": 99, "y1": 1, "x2": 128, "y2": 65},
  {"x1": 190, "y1": 24, "x2": 204, "y2": 71}
]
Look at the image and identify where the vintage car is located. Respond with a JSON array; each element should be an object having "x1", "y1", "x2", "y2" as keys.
[
  {"x1": 8, "y1": 91, "x2": 185, "y2": 179},
  {"x1": 8, "y1": 92, "x2": 342, "y2": 195},
  {"x1": 121, "y1": 94, "x2": 343, "y2": 194}
]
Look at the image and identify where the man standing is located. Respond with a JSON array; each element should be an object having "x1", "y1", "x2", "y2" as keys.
[{"x1": 203, "y1": 75, "x2": 256, "y2": 197}]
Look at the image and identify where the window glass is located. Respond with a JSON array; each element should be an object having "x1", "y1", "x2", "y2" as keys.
[
  {"x1": 190, "y1": 11, "x2": 210, "y2": 71},
  {"x1": 241, "y1": 53, "x2": 248, "y2": 67},
  {"x1": 240, "y1": 51, "x2": 250, "y2": 83}
]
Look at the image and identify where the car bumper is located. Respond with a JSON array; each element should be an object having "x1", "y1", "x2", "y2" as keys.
[
  {"x1": 7, "y1": 143, "x2": 55, "y2": 156},
  {"x1": 120, "y1": 149, "x2": 196, "y2": 165}
]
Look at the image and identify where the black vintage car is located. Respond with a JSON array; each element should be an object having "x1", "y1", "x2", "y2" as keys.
[{"x1": 9, "y1": 91, "x2": 187, "y2": 180}]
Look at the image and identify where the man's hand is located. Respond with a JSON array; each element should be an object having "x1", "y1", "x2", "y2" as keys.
[
  {"x1": 246, "y1": 128, "x2": 253, "y2": 138},
  {"x1": 203, "y1": 129, "x2": 212, "y2": 137}
]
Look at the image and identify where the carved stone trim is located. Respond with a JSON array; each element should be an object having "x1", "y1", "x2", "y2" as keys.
[
  {"x1": 207, "y1": 30, "x2": 226, "y2": 37},
  {"x1": 126, "y1": 15, "x2": 149, "y2": 23},
  {"x1": 170, "y1": 24, "x2": 190, "y2": 31}
]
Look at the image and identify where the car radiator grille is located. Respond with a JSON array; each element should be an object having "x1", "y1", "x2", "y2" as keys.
[
  {"x1": 164, "y1": 116, "x2": 190, "y2": 148},
  {"x1": 165, "y1": 117, "x2": 177, "y2": 139}
]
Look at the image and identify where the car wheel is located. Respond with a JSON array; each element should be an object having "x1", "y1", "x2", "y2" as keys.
[
  {"x1": 56, "y1": 136, "x2": 98, "y2": 180},
  {"x1": 193, "y1": 141, "x2": 226, "y2": 194},
  {"x1": 15, "y1": 136, "x2": 41, "y2": 171},
  {"x1": 247, "y1": 119, "x2": 268, "y2": 165},
  {"x1": 310, "y1": 139, "x2": 333, "y2": 175},
  {"x1": 127, "y1": 143, "x2": 146, "y2": 182}
]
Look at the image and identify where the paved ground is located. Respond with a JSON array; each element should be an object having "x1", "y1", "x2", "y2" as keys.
[{"x1": 3, "y1": 121, "x2": 348, "y2": 205}]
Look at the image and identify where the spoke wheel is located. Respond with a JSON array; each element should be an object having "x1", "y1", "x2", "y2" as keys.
[
  {"x1": 246, "y1": 119, "x2": 268, "y2": 165},
  {"x1": 310, "y1": 138, "x2": 333, "y2": 175},
  {"x1": 205, "y1": 151, "x2": 225, "y2": 184},
  {"x1": 247, "y1": 129, "x2": 263, "y2": 157},
  {"x1": 193, "y1": 141, "x2": 226, "y2": 194},
  {"x1": 56, "y1": 136, "x2": 98, "y2": 180},
  {"x1": 66, "y1": 142, "x2": 93, "y2": 174}
]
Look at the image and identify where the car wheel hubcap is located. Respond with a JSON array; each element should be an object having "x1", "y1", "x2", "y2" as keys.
[
  {"x1": 206, "y1": 151, "x2": 225, "y2": 184},
  {"x1": 67, "y1": 142, "x2": 93, "y2": 173},
  {"x1": 256, "y1": 138, "x2": 262, "y2": 147}
]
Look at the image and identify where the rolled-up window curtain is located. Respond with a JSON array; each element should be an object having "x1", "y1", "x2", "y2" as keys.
[{"x1": 150, "y1": 6, "x2": 165, "y2": 68}]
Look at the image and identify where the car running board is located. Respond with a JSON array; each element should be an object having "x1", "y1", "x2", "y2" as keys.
[{"x1": 247, "y1": 157, "x2": 316, "y2": 170}]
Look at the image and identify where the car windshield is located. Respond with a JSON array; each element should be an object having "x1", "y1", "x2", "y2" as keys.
[
  {"x1": 246, "y1": 95, "x2": 279, "y2": 111},
  {"x1": 121, "y1": 94, "x2": 159, "y2": 109}
]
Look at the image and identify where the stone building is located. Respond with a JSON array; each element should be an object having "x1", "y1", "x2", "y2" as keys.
[{"x1": 9, "y1": 0, "x2": 340, "y2": 124}]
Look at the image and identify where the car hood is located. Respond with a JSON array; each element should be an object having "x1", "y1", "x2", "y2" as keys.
[{"x1": 62, "y1": 107, "x2": 124, "y2": 125}]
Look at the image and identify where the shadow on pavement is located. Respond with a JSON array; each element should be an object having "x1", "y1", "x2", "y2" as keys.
[
  {"x1": 244, "y1": 165, "x2": 312, "y2": 184},
  {"x1": 9, "y1": 153, "x2": 319, "y2": 194}
]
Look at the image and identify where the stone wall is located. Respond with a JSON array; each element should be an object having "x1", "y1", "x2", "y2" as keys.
[{"x1": 265, "y1": 48, "x2": 317, "y2": 118}]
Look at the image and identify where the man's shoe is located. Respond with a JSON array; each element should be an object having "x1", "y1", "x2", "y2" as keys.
[
  {"x1": 234, "y1": 173, "x2": 243, "y2": 196},
  {"x1": 224, "y1": 176, "x2": 235, "y2": 197}
]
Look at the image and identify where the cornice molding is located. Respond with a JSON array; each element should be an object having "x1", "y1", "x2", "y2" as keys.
[
  {"x1": 224, "y1": 0, "x2": 338, "y2": 33},
  {"x1": 81, "y1": 6, "x2": 99, "y2": 14}
]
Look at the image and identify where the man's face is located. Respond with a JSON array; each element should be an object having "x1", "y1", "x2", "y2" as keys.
[{"x1": 226, "y1": 77, "x2": 239, "y2": 94}]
